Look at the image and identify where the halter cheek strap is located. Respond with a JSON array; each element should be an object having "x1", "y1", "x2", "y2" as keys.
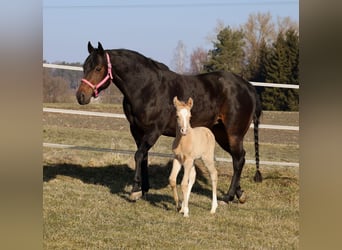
[{"x1": 81, "y1": 52, "x2": 113, "y2": 98}]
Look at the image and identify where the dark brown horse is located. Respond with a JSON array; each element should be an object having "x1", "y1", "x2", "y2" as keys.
[{"x1": 76, "y1": 42, "x2": 262, "y2": 203}]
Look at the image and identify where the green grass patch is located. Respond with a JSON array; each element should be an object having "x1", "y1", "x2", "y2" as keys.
[{"x1": 43, "y1": 155, "x2": 298, "y2": 249}]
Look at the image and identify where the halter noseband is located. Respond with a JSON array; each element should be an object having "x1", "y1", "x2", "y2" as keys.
[{"x1": 81, "y1": 52, "x2": 113, "y2": 98}]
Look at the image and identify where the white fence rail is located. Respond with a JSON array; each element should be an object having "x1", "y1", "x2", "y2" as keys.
[
  {"x1": 43, "y1": 63, "x2": 300, "y2": 89},
  {"x1": 43, "y1": 107, "x2": 299, "y2": 131}
]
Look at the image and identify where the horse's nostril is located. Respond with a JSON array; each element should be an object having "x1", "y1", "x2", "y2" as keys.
[{"x1": 76, "y1": 92, "x2": 85, "y2": 104}]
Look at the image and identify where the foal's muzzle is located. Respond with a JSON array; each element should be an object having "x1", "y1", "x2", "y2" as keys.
[{"x1": 180, "y1": 127, "x2": 188, "y2": 135}]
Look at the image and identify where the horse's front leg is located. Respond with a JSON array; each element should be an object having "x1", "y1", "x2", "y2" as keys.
[
  {"x1": 129, "y1": 146, "x2": 150, "y2": 201},
  {"x1": 129, "y1": 131, "x2": 160, "y2": 201}
]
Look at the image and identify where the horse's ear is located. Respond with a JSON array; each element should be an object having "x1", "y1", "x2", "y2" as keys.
[
  {"x1": 173, "y1": 96, "x2": 179, "y2": 107},
  {"x1": 98, "y1": 42, "x2": 104, "y2": 54},
  {"x1": 88, "y1": 41, "x2": 95, "y2": 54},
  {"x1": 187, "y1": 97, "x2": 193, "y2": 109}
]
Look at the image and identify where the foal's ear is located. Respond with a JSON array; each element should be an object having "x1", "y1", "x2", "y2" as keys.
[
  {"x1": 187, "y1": 97, "x2": 193, "y2": 109},
  {"x1": 88, "y1": 41, "x2": 95, "y2": 54},
  {"x1": 173, "y1": 96, "x2": 179, "y2": 107},
  {"x1": 97, "y1": 42, "x2": 105, "y2": 54}
]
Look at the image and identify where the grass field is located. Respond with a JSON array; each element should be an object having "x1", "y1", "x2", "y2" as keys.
[{"x1": 43, "y1": 102, "x2": 299, "y2": 249}]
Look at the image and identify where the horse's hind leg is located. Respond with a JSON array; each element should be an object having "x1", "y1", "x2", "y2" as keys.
[
  {"x1": 202, "y1": 155, "x2": 218, "y2": 214},
  {"x1": 169, "y1": 159, "x2": 182, "y2": 211},
  {"x1": 212, "y1": 123, "x2": 246, "y2": 203},
  {"x1": 226, "y1": 136, "x2": 246, "y2": 203}
]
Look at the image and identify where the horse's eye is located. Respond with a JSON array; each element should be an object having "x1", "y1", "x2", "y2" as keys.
[{"x1": 95, "y1": 67, "x2": 101, "y2": 72}]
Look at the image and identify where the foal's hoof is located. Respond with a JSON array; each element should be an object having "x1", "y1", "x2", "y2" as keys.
[
  {"x1": 128, "y1": 191, "x2": 143, "y2": 201},
  {"x1": 176, "y1": 204, "x2": 182, "y2": 212}
]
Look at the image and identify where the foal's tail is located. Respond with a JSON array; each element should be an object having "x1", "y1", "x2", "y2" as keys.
[{"x1": 253, "y1": 95, "x2": 263, "y2": 183}]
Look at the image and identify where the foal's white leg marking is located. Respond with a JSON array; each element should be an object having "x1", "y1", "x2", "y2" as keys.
[
  {"x1": 202, "y1": 147, "x2": 218, "y2": 214},
  {"x1": 181, "y1": 159, "x2": 194, "y2": 217},
  {"x1": 186, "y1": 166, "x2": 196, "y2": 213}
]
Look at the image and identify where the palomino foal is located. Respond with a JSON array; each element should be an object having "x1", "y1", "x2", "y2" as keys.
[{"x1": 169, "y1": 96, "x2": 218, "y2": 217}]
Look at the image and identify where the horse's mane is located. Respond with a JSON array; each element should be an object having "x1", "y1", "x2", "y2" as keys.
[
  {"x1": 150, "y1": 59, "x2": 170, "y2": 71},
  {"x1": 113, "y1": 49, "x2": 170, "y2": 71}
]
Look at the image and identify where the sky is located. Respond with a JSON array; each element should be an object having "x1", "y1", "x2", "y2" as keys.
[{"x1": 43, "y1": 0, "x2": 299, "y2": 70}]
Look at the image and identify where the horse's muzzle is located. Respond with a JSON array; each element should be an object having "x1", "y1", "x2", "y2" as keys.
[{"x1": 76, "y1": 91, "x2": 90, "y2": 105}]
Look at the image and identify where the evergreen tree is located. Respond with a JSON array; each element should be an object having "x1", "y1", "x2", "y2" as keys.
[
  {"x1": 204, "y1": 26, "x2": 245, "y2": 74},
  {"x1": 260, "y1": 28, "x2": 299, "y2": 111},
  {"x1": 250, "y1": 39, "x2": 269, "y2": 82},
  {"x1": 285, "y1": 29, "x2": 299, "y2": 85}
]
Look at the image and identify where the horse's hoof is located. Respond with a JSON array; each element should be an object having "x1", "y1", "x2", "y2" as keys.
[
  {"x1": 238, "y1": 192, "x2": 247, "y2": 204},
  {"x1": 128, "y1": 191, "x2": 143, "y2": 201},
  {"x1": 222, "y1": 194, "x2": 235, "y2": 203}
]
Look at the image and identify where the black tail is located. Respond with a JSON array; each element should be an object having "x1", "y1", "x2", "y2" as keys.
[{"x1": 253, "y1": 95, "x2": 262, "y2": 182}]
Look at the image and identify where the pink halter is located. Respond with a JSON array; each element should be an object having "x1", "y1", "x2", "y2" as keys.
[{"x1": 81, "y1": 52, "x2": 113, "y2": 98}]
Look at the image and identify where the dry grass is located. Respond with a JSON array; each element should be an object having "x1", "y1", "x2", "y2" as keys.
[{"x1": 43, "y1": 103, "x2": 299, "y2": 249}]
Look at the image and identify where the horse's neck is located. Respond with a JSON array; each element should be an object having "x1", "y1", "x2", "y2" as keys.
[
  {"x1": 109, "y1": 50, "x2": 166, "y2": 102},
  {"x1": 107, "y1": 51, "x2": 134, "y2": 99}
]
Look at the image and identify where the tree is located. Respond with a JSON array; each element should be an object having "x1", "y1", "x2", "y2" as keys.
[
  {"x1": 277, "y1": 16, "x2": 299, "y2": 36},
  {"x1": 242, "y1": 12, "x2": 276, "y2": 80},
  {"x1": 49, "y1": 61, "x2": 83, "y2": 89},
  {"x1": 172, "y1": 40, "x2": 188, "y2": 74},
  {"x1": 43, "y1": 68, "x2": 72, "y2": 103},
  {"x1": 260, "y1": 28, "x2": 299, "y2": 111},
  {"x1": 189, "y1": 47, "x2": 208, "y2": 74},
  {"x1": 204, "y1": 26, "x2": 245, "y2": 74}
]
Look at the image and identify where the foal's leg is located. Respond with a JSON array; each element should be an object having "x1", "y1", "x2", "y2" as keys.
[
  {"x1": 181, "y1": 159, "x2": 194, "y2": 217},
  {"x1": 185, "y1": 165, "x2": 196, "y2": 212},
  {"x1": 169, "y1": 159, "x2": 182, "y2": 211},
  {"x1": 203, "y1": 154, "x2": 218, "y2": 214}
]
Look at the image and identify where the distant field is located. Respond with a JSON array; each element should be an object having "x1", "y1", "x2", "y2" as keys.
[{"x1": 43, "y1": 102, "x2": 299, "y2": 249}]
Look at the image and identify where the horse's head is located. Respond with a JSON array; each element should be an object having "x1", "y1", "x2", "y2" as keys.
[
  {"x1": 76, "y1": 41, "x2": 112, "y2": 105},
  {"x1": 173, "y1": 96, "x2": 193, "y2": 135}
]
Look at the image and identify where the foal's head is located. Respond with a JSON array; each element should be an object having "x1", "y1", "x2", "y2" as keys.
[{"x1": 173, "y1": 96, "x2": 193, "y2": 135}]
